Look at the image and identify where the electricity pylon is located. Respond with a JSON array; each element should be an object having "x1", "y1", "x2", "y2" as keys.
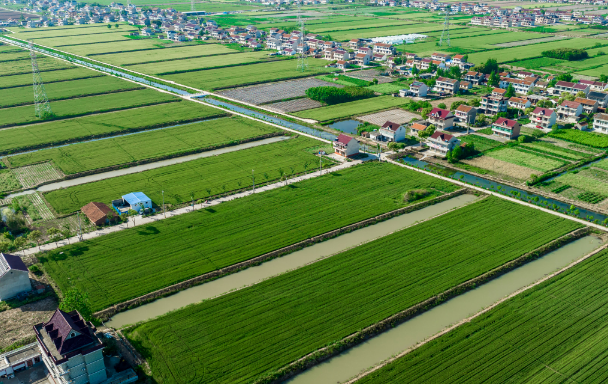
[
  {"x1": 439, "y1": 11, "x2": 450, "y2": 47},
  {"x1": 29, "y1": 42, "x2": 52, "y2": 119},
  {"x1": 296, "y1": 1, "x2": 308, "y2": 72},
  {"x1": 191, "y1": 0, "x2": 195, "y2": 12}
]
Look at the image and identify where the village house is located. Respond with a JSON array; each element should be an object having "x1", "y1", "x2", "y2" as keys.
[
  {"x1": 492, "y1": 88, "x2": 507, "y2": 97},
  {"x1": 112, "y1": 192, "x2": 152, "y2": 215},
  {"x1": 400, "y1": 81, "x2": 428, "y2": 97},
  {"x1": 426, "y1": 131, "x2": 460, "y2": 157},
  {"x1": 508, "y1": 96, "x2": 531, "y2": 110},
  {"x1": 434, "y1": 77, "x2": 460, "y2": 95},
  {"x1": 592, "y1": 113, "x2": 608, "y2": 134},
  {"x1": 0, "y1": 253, "x2": 32, "y2": 300},
  {"x1": 454, "y1": 104, "x2": 476, "y2": 125},
  {"x1": 557, "y1": 100, "x2": 583, "y2": 121},
  {"x1": 480, "y1": 94, "x2": 507, "y2": 115},
  {"x1": 379, "y1": 121, "x2": 407, "y2": 142},
  {"x1": 578, "y1": 79, "x2": 608, "y2": 92},
  {"x1": 464, "y1": 71, "x2": 484, "y2": 85},
  {"x1": 409, "y1": 121, "x2": 429, "y2": 137},
  {"x1": 333, "y1": 134, "x2": 359, "y2": 157},
  {"x1": 427, "y1": 107, "x2": 455, "y2": 130},
  {"x1": 587, "y1": 91, "x2": 608, "y2": 108},
  {"x1": 574, "y1": 97, "x2": 598, "y2": 114},
  {"x1": 459, "y1": 81, "x2": 472, "y2": 92},
  {"x1": 530, "y1": 107, "x2": 557, "y2": 129},
  {"x1": 81, "y1": 202, "x2": 112, "y2": 226},
  {"x1": 431, "y1": 52, "x2": 451, "y2": 62},
  {"x1": 372, "y1": 42, "x2": 395, "y2": 55},
  {"x1": 492, "y1": 117, "x2": 520, "y2": 139}
]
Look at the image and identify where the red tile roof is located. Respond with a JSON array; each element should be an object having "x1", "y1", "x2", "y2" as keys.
[
  {"x1": 533, "y1": 107, "x2": 554, "y2": 115},
  {"x1": 336, "y1": 133, "x2": 354, "y2": 145},
  {"x1": 428, "y1": 107, "x2": 452, "y2": 120},
  {"x1": 81, "y1": 202, "x2": 111, "y2": 225},
  {"x1": 494, "y1": 117, "x2": 518, "y2": 128}
]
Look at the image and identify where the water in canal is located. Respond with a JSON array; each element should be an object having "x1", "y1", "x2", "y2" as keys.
[
  {"x1": 286, "y1": 235, "x2": 603, "y2": 384},
  {"x1": 329, "y1": 120, "x2": 361, "y2": 134},
  {"x1": 105, "y1": 194, "x2": 478, "y2": 328}
]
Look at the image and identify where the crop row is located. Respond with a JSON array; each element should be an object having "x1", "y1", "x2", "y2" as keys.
[
  {"x1": 487, "y1": 147, "x2": 567, "y2": 172},
  {"x1": 0, "y1": 55, "x2": 72, "y2": 77},
  {"x1": 356, "y1": 246, "x2": 608, "y2": 384},
  {"x1": 125, "y1": 196, "x2": 581, "y2": 384},
  {"x1": 0, "y1": 67, "x2": 104, "y2": 89},
  {"x1": 0, "y1": 100, "x2": 224, "y2": 155},
  {"x1": 40, "y1": 162, "x2": 459, "y2": 311},
  {"x1": 96, "y1": 43, "x2": 238, "y2": 66},
  {"x1": 294, "y1": 95, "x2": 408, "y2": 122},
  {"x1": 548, "y1": 129, "x2": 608, "y2": 148}
]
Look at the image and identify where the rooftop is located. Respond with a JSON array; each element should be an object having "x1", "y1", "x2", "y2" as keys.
[
  {"x1": 122, "y1": 192, "x2": 150, "y2": 206},
  {"x1": 0, "y1": 253, "x2": 28, "y2": 278}
]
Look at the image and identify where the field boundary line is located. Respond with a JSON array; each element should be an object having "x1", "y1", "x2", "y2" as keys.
[
  {"x1": 344, "y1": 238, "x2": 608, "y2": 384},
  {"x1": 95, "y1": 188, "x2": 472, "y2": 321},
  {"x1": 256, "y1": 226, "x2": 591, "y2": 384}
]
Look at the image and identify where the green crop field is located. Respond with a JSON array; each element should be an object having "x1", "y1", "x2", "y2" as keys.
[
  {"x1": 520, "y1": 141, "x2": 591, "y2": 161},
  {"x1": 0, "y1": 76, "x2": 142, "y2": 108},
  {"x1": 163, "y1": 58, "x2": 337, "y2": 90},
  {"x1": 40, "y1": 162, "x2": 459, "y2": 311},
  {"x1": 0, "y1": 169, "x2": 21, "y2": 194},
  {"x1": 60, "y1": 39, "x2": 177, "y2": 56},
  {"x1": 32, "y1": 31, "x2": 136, "y2": 47},
  {"x1": 294, "y1": 95, "x2": 408, "y2": 122},
  {"x1": 366, "y1": 82, "x2": 404, "y2": 94},
  {"x1": 510, "y1": 57, "x2": 567, "y2": 69},
  {"x1": 0, "y1": 51, "x2": 32, "y2": 62},
  {"x1": 468, "y1": 38, "x2": 598, "y2": 64},
  {"x1": 43, "y1": 136, "x2": 337, "y2": 214},
  {"x1": 554, "y1": 169, "x2": 608, "y2": 197},
  {"x1": 0, "y1": 101, "x2": 225, "y2": 155},
  {"x1": 356, "y1": 247, "x2": 608, "y2": 384},
  {"x1": 7, "y1": 116, "x2": 279, "y2": 174},
  {"x1": 487, "y1": 147, "x2": 567, "y2": 172},
  {"x1": 125, "y1": 197, "x2": 581, "y2": 384},
  {"x1": 548, "y1": 129, "x2": 608, "y2": 148},
  {"x1": 0, "y1": 56, "x2": 72, "y2": 76},
  {"x1": 459, "y1": 134, "x2": 503, "y2": 152},
  {"x1": 0, "y1": 68, "x2": 104, "y2": 89},
  {"x1": 329, "y1": 23, "x2": 461, "y2": 42},
  {"x1": 127, "y1": 51, "x2": 278, "y2": 75},
  {"x1": 95, "y1": 44, "x2": 238, "y2": 66},
  {"x1": 10, "y1": 25, "x2": 124, "y2": 39},
  {"x1": 0, "y1": 89, "x2": 176, "y2": 128}
]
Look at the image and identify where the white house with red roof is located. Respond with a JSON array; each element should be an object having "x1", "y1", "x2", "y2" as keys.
[
  {"x1": 454, "y1": 104, "x2": 476, "y2": 125},
  {"x1": 557, "y1": 100, "x2": 583, "y2": 122},
  {"x1": 427, "y1": 107, "x2": 455, "y2": 130},
  {"x1": 426, "y1": 131, "x2": 460, "y2": 157},
  {"x1": 530, "y1": 107, "x2": 557, "y2": 129},
  {"x1": 0, "y1": 253, "x2": 31, "y2": 300},
  {"x1": 492, "y1": 117, "x2": 520, "y2": 139},
  {"x1": 379, "y1": 121, "x2": 406, "y2": 142},
  {"x1": 333, "y1": 134, "x2": 359, "y2": 157}
]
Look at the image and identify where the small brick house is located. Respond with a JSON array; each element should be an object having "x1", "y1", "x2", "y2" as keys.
[{"x1": 81, "y1": 202, "x2": 112, "y2": 226}]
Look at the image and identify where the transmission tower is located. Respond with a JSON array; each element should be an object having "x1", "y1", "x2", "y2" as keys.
[
  {"x1": 439, "y1": 11, "x2": 450, "y2": 47},
  {"x1": 29, "y1": 42, "x2": 52, "y2": 119},
  {"x1": 191, "y1": 0, "x2": 195, "y2": 12},
  {"x1": 296, "y1": 1, "x2": 308, "y2": 72}
]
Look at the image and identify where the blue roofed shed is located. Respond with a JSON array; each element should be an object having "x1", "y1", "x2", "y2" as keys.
[{"x1": 112, "y1": 192, "x2": 152, "y2": 214}]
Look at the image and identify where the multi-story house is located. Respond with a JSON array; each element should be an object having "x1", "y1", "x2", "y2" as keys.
[
  {"x1": 379, "y1": 121, "x2": 407, "y2": 142},
  {"x1": 427, "y1": 107, "x2": 455, "y2": 130},
  {"x1": 333, "y1": 50, "x2": 351, "y2": 61},
  {"x1": 426, "y1": 131, "x2": 460, "y2": 157},
  {"x1": 508, "y1": 96, "x2": 531, "y2": 110},
  {"x1": 400, "y1": 81, "x2": 428, "y2": 97},
  {"x1": 434, "y1": 77, "x2": 460, "y2": 95},
  {"x1": 492, "y1": 117, "x2": 520, "y2": 139},
  {"x1": 492, "y1": 88, "x2": 507, "y2": 97},
  {"x1": 574, "y1": 97, "x2": 598, "y2": 114},
  {"x1": 454, "y1": 104, "x2": 476, "y2": 125},
  {"x1": 464, "y1": 71, "x2": 484, "y2": 85},
  {"x1": 557, "y1": 100, "x2": 583, "y2": 121},
  {"x1": 530, "y1": 107, "x2": 557, "y2": 129},
  {"x1": 333, "y1": 134, "x2": 359, "y2": 157},
  {"x1": 373, "y1": 43, "x2": 395, "y2": 55},
  {"x1": 578, "y1": 80, "x2": 608, "y2": 92},
  {"x1": 431, "y1": 52, "x2": 451, "y2": 62},
  {"x1": 349, "y1": 38, "x2": 362, "y2": 50},
  {"x1": 354, "y1": 52, "x2": 370, "y2": 65},
  {"x1": 592, "y1": 113, "x2": 608, "y2": 134},
  {"x1": 480, "y1": 94, "x2": 507, "y2": 114},
  {"x1": 587, "y1": 91, "x2": 608, "y2": 108},
  {"x1": 35, "y1": 309, "x2": 107, "y2": 384}
]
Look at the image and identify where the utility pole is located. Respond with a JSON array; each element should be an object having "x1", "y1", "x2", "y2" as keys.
[
  {"x1": 191, "y1": 0, "x2": 195, "y2": 12},
  {"x1": 77, "y1": 212, "x2": 82, "y2": 242},
  {"x1": 319, "y1": 152, "x2": 322, "y2": 176},
  {"x1": 252, "y1": 169, "x2": 255, "y2": 193},
  {"x1": 162, "y1": 190, "x2": 165, "y2": 218},
  {"x1": 29, "y1": 41, "x2": 52, "y2": 119}
]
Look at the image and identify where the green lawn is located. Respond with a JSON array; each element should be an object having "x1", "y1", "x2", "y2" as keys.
[
  {"x1": 0, "y1": 101, "x2": 225, "y2": 155},
  {"x1": 7, "y1": 116, "x2": 279, "y2": 174},
  {"x1": 294, "y1": 95, "x2": 408, "y2": 122},
  {"x1": 125, "y1": 197, "x2": 581, "y2": 384},
  {"x1": 0, "y1": 89, "x2": 176, "y2": 128},
  {"x1": 40, "y1": 162, "x2": 459, "y2": 311},
  {"x1": 357, "y1": 246, "x2": 608, "y2": 383}
]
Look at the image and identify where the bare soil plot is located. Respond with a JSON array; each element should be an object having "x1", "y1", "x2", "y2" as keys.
[
  {"x1": 266, "y1": 98, "x2": 323, "y2": 113},
  {"x1": 12, "y1": 162, "x2": 64, "y2": 189},
  {"x1": 461, "y1": 156, "x2": 536, "y2": 180},
  {"x1": 494, "y1": 36, "x2": 568, "y2": 47},
  {"x1": 345, "y1": 70, "x2": 394, "y2": 84},
  {"x1": 431, "y1": 97, "x2": 467, "y2": 108},
  {"x1": 357, "y1": 108, "x2": 420, "y2": 126},
  {"x1": 217, "y1": 78, "x2": 341, "y2": 105},
  {"x1": 0, "y1": 297, "x2": 57, "y2": 349}
]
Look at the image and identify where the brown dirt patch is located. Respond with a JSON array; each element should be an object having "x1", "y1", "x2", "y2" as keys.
[{"x1": 0, "y1": 297, "x2": 57, "y2": 349}]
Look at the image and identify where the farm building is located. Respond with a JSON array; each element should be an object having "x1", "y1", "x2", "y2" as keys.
[
  {"x1": 0, "y1": 252, "x2": 32, "y2": 301},
  {"x1": 112, "y1": 192, "x2": 152, "y2": 214},
  {"x1": 333, "y1": 134, "x2": 359, "y2": 157},
  {"x1": 81, "y1": 202, "x2": 112, "y2": 226},
  {"x1": 0, "y1": 343, "x2": 42, "y2": 379}
]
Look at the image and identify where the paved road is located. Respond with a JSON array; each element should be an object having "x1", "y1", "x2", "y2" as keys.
[{"x1": 20, "y1": 160, "x2": 358, "y2": 257}]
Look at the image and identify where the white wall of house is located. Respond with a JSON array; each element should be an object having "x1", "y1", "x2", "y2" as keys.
[{"x1": 0, "y1": 269, "x2": 31, "y2": 301}]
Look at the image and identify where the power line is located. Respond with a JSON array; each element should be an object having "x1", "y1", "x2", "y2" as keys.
[
  {"x1": 440, "y1": 11, "x2": 450, "y2": 47},
  {"x1": 296, "y1": 1, "x2": 308, "y2": 72},
  {"x1": 29, "y1": 42, "x2": 52, "y2": 119}
]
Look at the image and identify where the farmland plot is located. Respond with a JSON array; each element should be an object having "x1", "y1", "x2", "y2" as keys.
[
  {"x1": 549, "y1": 128, "x2": 608, "y2": 148},
  {"x1": 61, "y1": 39, "x2": 176, "y2": 56},
  {"x1": 266, "y1": 98, "x2": 323, "y2": 113},
  {"x1": 458, "y1": 134, "x2": 504, "y2": 152},
  {"x1": 12, "y1": 163, "x2": 64, "y2": 189},
  {"x1": 0, "y1": 101, "x2": 224, "y2": 155},
  {"x1": 356, "y1": 247, "x2": 608, "y2": 384},
  {"x1": 0, "y1": 76, "x2": 142, "y2": 108},
  {"x1": 0, "y1": 169, "x2": 21, "y2": 193},
  {"x1": 0, "y1": 89, "x2": 176, "y2": 128},
  {"x1": 40, "y1": 162, "x2": 460, "y2": 311},
  {"x1": 346, "y1": 69, "x2": 394, "y2": 84},
  {"x1": 125, "y1": 197, "x2": 581, "y2": 384},
  {"x1": 468, "y1": 38, "x2": 598, "y2": 63},
  {"x1": 32, "y1": 31, "x2": 137, "y2": 47},
  {"x1": 218, "y1": 78, "x2": 341, "y2": 105},
  {"x1": 0, "y1": 68, "x2": 104, "y2": 89},
  {"x1": 0, "y1": 56, "x2": 71, "y2": 76},
  {"x1": 94, "y1": 44, "x2": 238, "y2": 66},
  {"x1": 358, "y1": 109, "x2": 420, "y2": 126},
  {"x1": 294, "y1": 95, "x2": 409, "y2": 122},
  {"x1": 6, "y1": 116, "x2": 280, "y2": 174},
  {"x1": 552, "y1": 169, "x2": 608, "y2": 199},
  {"x1": 486, "y1": 147, "x2": 567, "y2": 172},
  {"x1": 13, "y1": 193, "x2": 54, "y2": 222},
  {"x1": 43, "y1": 136, "x2": 336, "y2": 214}
]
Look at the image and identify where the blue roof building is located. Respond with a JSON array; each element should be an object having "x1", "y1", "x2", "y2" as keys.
[{"x1": 112, "y1": 192, "x2": 153, "y2": 214}]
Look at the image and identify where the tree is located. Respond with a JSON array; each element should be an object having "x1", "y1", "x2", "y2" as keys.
[
  {"x1": 437, "y1": 103, "x2": 447, "y2": 109},
  {"x1": 421, "y1": 107, "x2": 433, "y2": 119},
  {"x1": 13, "y1": 236, "x2": 27, "y2": 256},
  {"x1": 601, "y1": 74, "x2": 608, "y2": 83},
  {"x1": 488, "y1": 71, "x2": 499, "y2": 87},
  {"x1": 450, "y1": 100, "x2": 468, "y2": 111},
  {"x1": 575, "y1": 91, "x2": 587, "y2": 98},
  {"x1": 525, "y1": 106, "x2": 535, "y2": 115},
  {"x1": 47, "y1": 227, "x2": 61, "y2": 247},
  {"x1": 504, "y1": 83, "x2": 516, "y2": 98},
  {"x1": 0, "y1": 236, "x2": 10, "y2": 253},
  {"x1": 448, "y1": 65, "x2": 462, "y2": 81},
  {"x1": 418, "y1": 124, "x2": 436, "y2": 139},
  {"x1": 475, "y1": 113, "x2": 488, "y2": 126},
  {"x1": 106, "y1": 210, "x2": 116, "y2": 225},
  {"x1": 115, "y1": 23, "x2": 119, "y2": 28},
  {"x1": 28, "y1": 230, "x2": 42, "y2": 251},
  {"x1": 61, "y1": 224, "x2": 72, "y2": 245},
  {"x1": 59, "y1": 287, "x2": 93, "y2": 321},
  {"x1": 107, "y1": 24, "x2": 111, "y2": 28},
  {"x1": 411, "y1": 66, "x2": 419, "y2": 76},
  {"x1": 474, "y1": 58, "x2": 499, "y2": 74},
  {"x1": 527, "y1": 88, "x2": 535, "y2": 96},
  {"x1": 461, "y1": 54, "x2": 469, "y2": 63},
  {"x1": 468, "y1": 98, "x2": 481, "y2": 107}
]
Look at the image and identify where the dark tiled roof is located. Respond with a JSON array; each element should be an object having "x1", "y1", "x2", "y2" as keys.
[
  {"x1": 0, "y1": 253, "x2": 28, "y2": 277},
  {"x1": 336, "y1": 134, "x2": 354, "y2": 145},
  {"x1": 43, "y1": 309, "x2": 95, "y2": 356},
  {"x1": 430, "y1": 131, "x2": 454, "y2": 141},
  {"x1": 382, "y1": 121, "x2": 401, "y2": 131},
  {"x1": 494, "y1": 117, "x2": 517, "y2": 128},
  {"x1": 429, "y1": 108, "x2": 453, "y2": 120}
]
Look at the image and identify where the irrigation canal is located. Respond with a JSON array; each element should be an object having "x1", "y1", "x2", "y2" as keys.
[
  {"x1": 105, "y1": 194, "x2": 479, "y2": 328},
  {"x1": 286, "y1": 235, "x2": 604, "y2": 384},
  {"x1": 6, "y1": 136, "x2": 289, "y2": 199}
]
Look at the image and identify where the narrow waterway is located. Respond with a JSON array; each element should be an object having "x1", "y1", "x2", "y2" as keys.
[
  {"x1": 105, "y1": 194, "x2": 478, "y2": 329},
  {"x1": 400, "y1": 156, "x2": 608, "y2": 224},
  {"x1": 6, "y1": 136, "x2": 289, "y2": 199},
  {"x1": 285, "y1": 235, "x2": 603, "y2": 384}
]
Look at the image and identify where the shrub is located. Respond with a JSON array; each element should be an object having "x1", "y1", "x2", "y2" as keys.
[
  {"x1": 542, "y1": 48, "x2": 588, "y2": 61},
  {"x1": 305, "y1": 86, "x2": 374, "y2": 105},
  {"x1": 518, "y1": 135, "x2": 532, "y2": 143},
  {"x1": 403, "y1": 189, "x2": 430, "y2": 202},
  {"x1": 29, "y1": 265, "x2": 42, "y2": 276}
]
